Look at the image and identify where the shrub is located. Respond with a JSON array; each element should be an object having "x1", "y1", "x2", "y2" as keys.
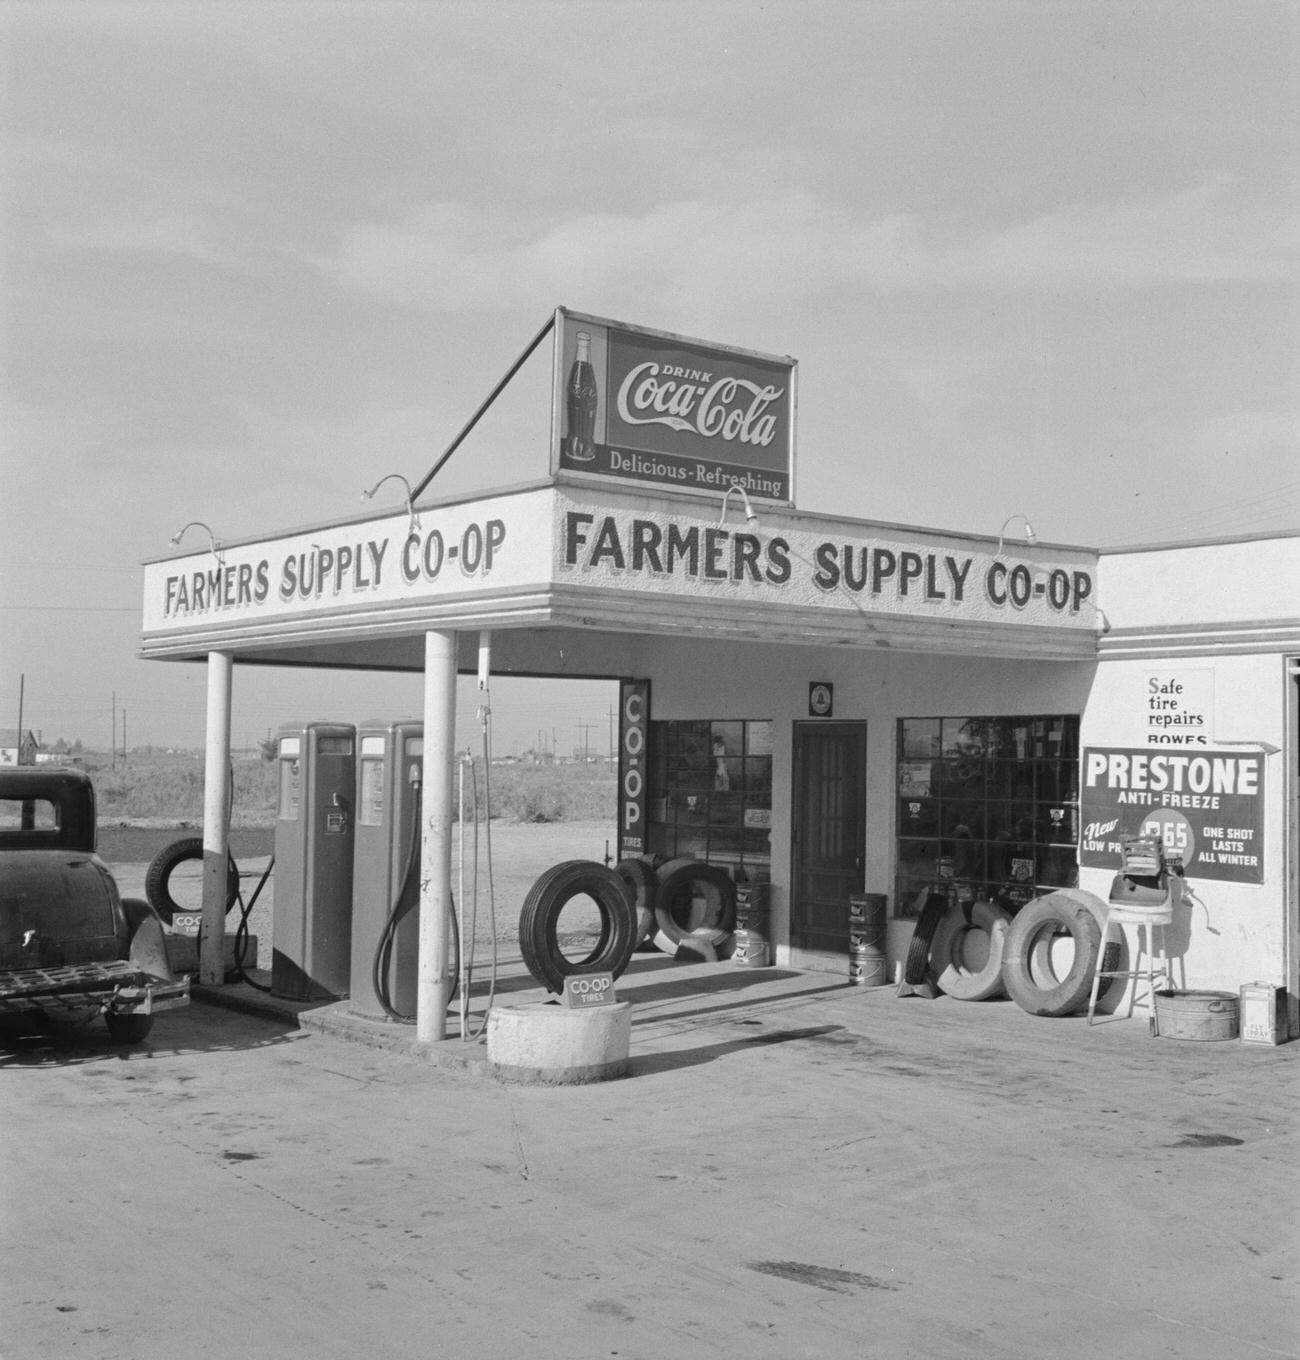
[{"x1": 78, "y1": 749, "x2": 612, "y2": 826}]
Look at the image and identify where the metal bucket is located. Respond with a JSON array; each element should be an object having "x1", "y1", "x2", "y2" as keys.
[
  {"x1": 735, "y1": 882, "x2": 771, "y2": 932},
  {"x1": 734, "y1": 884, "x2": 771, "y2": 966},
  {"x1": 849, "y1": 941, "x2": 888, "y2": 987},
  {"x1": 848, "y1": 893, "x2": 887, "y2": 986},
  {"x1": 1154, "y1": 990, "x2": 1239, "y2": 1041},
  {"x1": 733, "y1": 929, "x2": 769, "y2": 968}
]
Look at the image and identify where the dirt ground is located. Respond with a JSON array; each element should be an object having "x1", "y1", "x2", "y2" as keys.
[
  {"x1": 2, "y1": 954, "x2": 1297, "y2": 1360},
  {"x1": 106, "y1": 819, "x2": 620, "y2": 955}
]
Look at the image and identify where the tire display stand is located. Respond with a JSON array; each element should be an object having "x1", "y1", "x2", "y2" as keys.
[{"x1": 487, "y1": 1001, "x2": 632, "y2": 1085}]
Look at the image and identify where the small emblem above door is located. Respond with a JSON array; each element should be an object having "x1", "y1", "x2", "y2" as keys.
[{"x1": 808, "y1": 682, "x2": 833, "y2": 717}]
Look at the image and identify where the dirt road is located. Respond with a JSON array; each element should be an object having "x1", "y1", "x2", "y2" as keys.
[
  {"x1": 106, "y1": 819, "x2": 619, "y2": 952},
  {"x1": 3, "y1": 964, "x2": 1297, "y2": 1360}
]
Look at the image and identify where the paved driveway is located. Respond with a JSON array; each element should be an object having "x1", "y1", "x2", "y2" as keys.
[{"x1": 3, "y1": 962, "x2": 1297, "y2": 1360}]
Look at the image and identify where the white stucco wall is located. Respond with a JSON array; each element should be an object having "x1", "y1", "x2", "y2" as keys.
[
  {"x1": 618, "y1": 633, "x2": 1099, "y2": 973},
  {"x1": 1098, "y1": 534, "x2": 1298, "y2": 630},
  {"x1": 1079, "y1": 652, "x2": 1290, "y2": 993},
  {"x1": 1086, "y1": 537, "x2": 1297, "y2": 1014}
]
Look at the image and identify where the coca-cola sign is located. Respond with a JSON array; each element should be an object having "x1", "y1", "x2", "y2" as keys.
[{"x1": 552, "y1": 308, "x2": 795, "y2": 503}]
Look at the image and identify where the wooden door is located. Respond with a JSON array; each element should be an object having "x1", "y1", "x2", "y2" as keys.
[{"x1": 791, "y1": 722, "x2": 867, "y2": 954}]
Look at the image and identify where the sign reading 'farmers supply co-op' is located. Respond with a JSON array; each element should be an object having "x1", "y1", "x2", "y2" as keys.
[
  {"x1": 1079, "y1": 747, "x2": 1265, "y2": 884},
  {"x1": 143, "y1": 488, "x2": 1097, "y2": 640},
  {"x1": 552, "y1": 309, "x2": 795, "y2": 504}
]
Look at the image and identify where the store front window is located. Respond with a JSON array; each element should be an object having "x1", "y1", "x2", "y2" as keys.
[
  {"x1": 647, "y1": 719, "x2": 773, "y2": 879},
  {"x1": 896, "y1": 715, "x2": 1079, "y2": 917}
]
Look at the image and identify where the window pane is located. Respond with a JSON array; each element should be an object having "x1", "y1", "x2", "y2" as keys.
[
  {"x1": 746, "y1": 721, "x2": 774, "y2": 755},
  {"x1": 901, "y1": 719, "x2": 940, "y2": 759},
  {"x1": 898, "y1": 796, "x2": 939, "y2": 838},
  {"x1": 943, "y1": 717, "x2": 989, "y2": 757},
  {"x1": 898, "y1": 838, "x2": 939, "y2": 880},
  {"x1": 647, "y1": 718, "x2": 774, "y2": 879},
  {"x1": 1038, "y1": 844, "x2": 1078, "y2": 887},
  {"x1": 897, "y1": 713, "x2": 1080, "y2": 918}
]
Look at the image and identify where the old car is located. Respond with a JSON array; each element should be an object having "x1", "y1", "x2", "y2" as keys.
[{"x1": 0, "y1": 766, "x2": 188, "y2": 1043}]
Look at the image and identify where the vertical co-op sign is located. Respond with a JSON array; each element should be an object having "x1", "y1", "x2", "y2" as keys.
[{"x1": 552, "y1": 308, "x2": 796, "y2": 505}]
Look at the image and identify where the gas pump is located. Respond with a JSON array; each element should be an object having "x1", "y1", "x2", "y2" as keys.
[
  {"x1": 271, "y1": 721, "x2": 356, "y2": 1001},
  {"x1": 350, "y1": 718, "x2": 424, "y2": 1020}
]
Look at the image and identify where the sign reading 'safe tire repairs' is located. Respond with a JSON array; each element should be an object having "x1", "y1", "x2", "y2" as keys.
[{"x1": 1080, "y1": 747, "x2": 1265, "y2": 884}]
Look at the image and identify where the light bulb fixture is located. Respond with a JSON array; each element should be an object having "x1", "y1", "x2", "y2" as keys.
[
  {"x1": 717, "y1": 484, "x2": 758, "y2": 527},
  {"x1": 1077, "y1": 600, "x2": 1112, "y2": 635},
  {"x1": 169, "y1": 521, "x2": 223, "y2": 561},
  {"x1": 995, "y1": 513, "x2": 1038, "y2": 556},
  {"x1": 361, "y1": 473, "x2": 421, "y2": 537}
]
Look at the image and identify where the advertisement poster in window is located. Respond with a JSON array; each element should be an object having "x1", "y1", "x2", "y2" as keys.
[
  {"x1": 551, "y1": 308, "x2": 795, "y2": 505},
  {"x1": 1079, "y1": 747, "x2": 1264, "y2": 884}
]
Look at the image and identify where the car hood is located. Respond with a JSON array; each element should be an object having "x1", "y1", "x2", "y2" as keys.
[{"x1": 0, "y1": 851, "x2": 124, "y2": 970}]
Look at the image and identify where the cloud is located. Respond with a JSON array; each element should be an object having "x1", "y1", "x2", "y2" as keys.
[
  {"x1": 311, "y1": 180, "x2": 1296, "y2": 317},
  {"x1": 49, "y1": 210, "x2": 245, "y2": 269}
]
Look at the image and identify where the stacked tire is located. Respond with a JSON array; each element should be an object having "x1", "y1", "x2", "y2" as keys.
[
  {"x1": 926, "y1": 898, "x2": 1012, "y2": 1001},
  {"x1": 518, "y1": 856, "x2": 741, "y2": 991},
  {"x1": 650, "y1": 858, "x2": 737, "y2": 959},
  {"x1": 999, "y1": 889, "x2": 1115, "y2": 1017},
  {"x1": 613, "y1": 856, "x2": 659, "y2": 950},
  {"x1": 517, "y1": 860, "x2": 639, "y2": 994},
  {"x1": 921, "y1": 887, "x2": 1118, "y2": 1017}
]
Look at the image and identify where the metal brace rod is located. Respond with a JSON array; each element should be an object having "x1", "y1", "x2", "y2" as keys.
[{"x1": 410, "y1": 311, "x2": 557, "y2": 504}]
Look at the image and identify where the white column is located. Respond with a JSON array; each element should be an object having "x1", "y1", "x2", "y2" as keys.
[
  {"x1": 200, "y1": 651, "x2": 233, "y2": 986},
  {"x1": 418, "y1": 630, "x2": 458, "y2": 1041}
]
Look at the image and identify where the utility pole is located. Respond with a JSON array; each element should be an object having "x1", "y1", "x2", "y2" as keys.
[
  {"x1": 16, "y1": 673, "x2": 23, "y2": 763},
  {"x1": 121, "y1": 711, "x2": 127, "y2": 763},
  {"x1": 608, "y1": 704, "x2": 616, "y2": 765},
  {"x1": 111, "y1": 691, "x2": 117, "y2": 770},
  {"x1": 577, "y1": 720, "x2": 594, "y2": 761}
]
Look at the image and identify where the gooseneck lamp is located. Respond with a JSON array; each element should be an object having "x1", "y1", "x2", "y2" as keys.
[
  {"x1": 995, "y1": 513, "x2": 1037, "y2": 557},
  {"x1": 362, "y1": 473, "x2": 421, "y2": 538}
]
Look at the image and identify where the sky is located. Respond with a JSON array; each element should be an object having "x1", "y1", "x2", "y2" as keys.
[{"x1": 2, "y1": 0, "x2": 1296, "y2": 755}]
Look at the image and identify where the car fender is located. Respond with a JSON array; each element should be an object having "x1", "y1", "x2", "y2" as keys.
[{"x1": 123, "y1": 897, "x2": 176, "y2": 983}]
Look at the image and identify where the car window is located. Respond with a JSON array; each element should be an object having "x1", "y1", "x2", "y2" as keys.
[{"x1": 0, "y1": 796, "x2": 61, "y2": 838}]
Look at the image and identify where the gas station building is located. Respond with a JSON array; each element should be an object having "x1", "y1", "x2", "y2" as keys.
[{"x1": 140, "y1": 311, "x2": 1300, "y2": 1043}]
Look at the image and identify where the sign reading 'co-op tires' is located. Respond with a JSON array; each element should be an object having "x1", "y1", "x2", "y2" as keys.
[
  {"x1": 1079, "y1": 747, "x2": 1265, "y2": 884},
  {"x1": 618, "y1": 679, "x2": 650, "y2": 859},
  {"x1": 552, "y1": 308, "x2": 795, "y2": 504}
]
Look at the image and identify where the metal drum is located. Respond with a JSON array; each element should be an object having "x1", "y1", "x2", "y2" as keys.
[{"x1": 848, "y1": 893, "x2": 887, "y2": 986}]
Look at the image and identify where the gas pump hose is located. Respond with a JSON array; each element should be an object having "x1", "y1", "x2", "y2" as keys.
[
  {"x1": 459, "y1": 733, "x2": 499, "y2": 1041},
  {"x1": 372, "y1": 789, "x2": 459, "y2": 1024},
  {"x1": 230, "y1": 856, "x2": 275, "y2": 990}
]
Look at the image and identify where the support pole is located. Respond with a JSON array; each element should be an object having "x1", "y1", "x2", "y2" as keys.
[
  {"x1": 418, "y1": 630, "x2": 458, "y2": 1042},
  {"x1": 200, "y1": 651, "x2": 233, "y2": 986}
]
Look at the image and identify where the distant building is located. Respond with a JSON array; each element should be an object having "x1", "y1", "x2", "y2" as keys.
[{"x1": 0, "y1": 729, "x2": 39, "y2": 766}]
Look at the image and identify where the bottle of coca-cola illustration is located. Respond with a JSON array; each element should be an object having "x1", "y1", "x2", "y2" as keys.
[{"x1": 565, "y1": 330, "x2": 598, "y2": 462}]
